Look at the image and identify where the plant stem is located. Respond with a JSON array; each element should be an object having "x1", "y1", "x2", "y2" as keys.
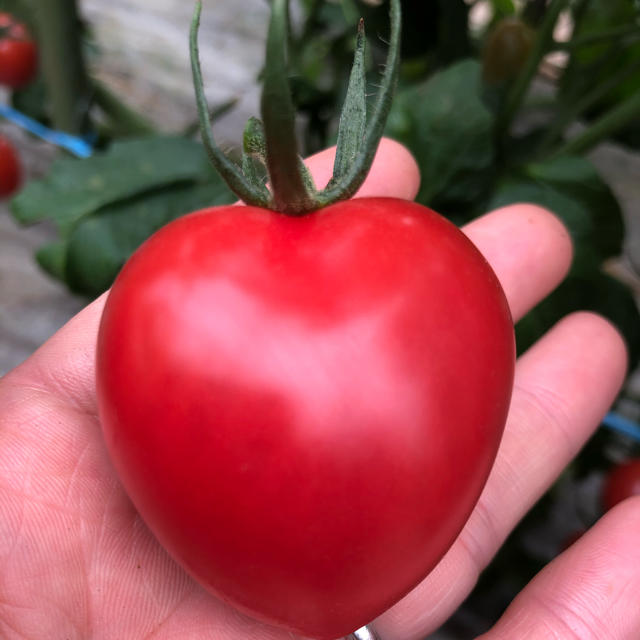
[
  {"x1": 261, "y1": 0, "x2": 315, "y2": 213},
  {"x1": 500, "y1": 0, "x2": 570, "y2": 136},
  {"x1": 552, "y1": 24, "x2": 640, "y2": 51},
  {"x1": 296, "y1": 0, "x2": 323, "y2": 49},
  {"x1": 32, "y1": 0, "x2": 91, "y2": 134},
  {"x1": 91, "y1": 80, "x2": 157, "y2": 137},
  {"x1": 550, "y1": 89, "x2": 640, "y2": 158},
  {"x1": 537, "y1": 58, "x2": 640, "y2": 156}
]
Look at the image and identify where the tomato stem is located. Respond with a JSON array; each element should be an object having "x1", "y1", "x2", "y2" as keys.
[
  {"x1": 261, "y1": 0, "x2": 317, "y2": 214},
  {"x1": 549, "y1": 88, "x2": 640, "y2": 158},
  {"x1": 190, "y1": 0, "x2": 401, "y2": 215},
  {"x1": 499, "y1": 0, "x2": 569, "y2": 137}
]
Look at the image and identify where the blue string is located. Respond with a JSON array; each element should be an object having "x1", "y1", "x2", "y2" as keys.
[
  {"x1": 0, "y1": 103, "x2": 93, "y2": 157},
  {"x1": 602, "y1": 411, "x2": 640, "y2": 443}
]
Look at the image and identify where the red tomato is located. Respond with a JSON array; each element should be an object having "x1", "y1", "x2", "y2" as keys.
[
  {"x1": 97, "y1": 198, "x2": 515, "y2": 639},
  {"x1": 602, "y1": 458, "x2": 640, "y2": 511},
  {"x1": 0, "y1": 134, "x2": 21, "y2": 197},
  {"x1": 0, "y1": 12, "x2": 38, "y2": 89}
]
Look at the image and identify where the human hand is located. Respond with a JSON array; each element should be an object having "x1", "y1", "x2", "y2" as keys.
[{"x1": 0, "y1": 139, "x2": 636, "y2": 639}]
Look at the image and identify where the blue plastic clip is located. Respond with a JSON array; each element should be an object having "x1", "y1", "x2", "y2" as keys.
[
  {"x1": 602, "y1": 411, "x2": 640, "y2": 443},
  {"x1": 0, "y1": 103, "x2": 93, "y2": 157}
]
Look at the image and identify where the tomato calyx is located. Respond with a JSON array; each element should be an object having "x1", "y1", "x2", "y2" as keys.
[{"x1": 189, "y1": 0, "x2": 401, "y2": 216}]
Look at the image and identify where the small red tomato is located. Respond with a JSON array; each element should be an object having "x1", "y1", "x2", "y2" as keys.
[
  {"x1": 602, "y1": 458, "x2": 640, "y2": 511},
  {"x1": 97, "y1": 198, "x2": 515, "y2": 639},
  {"x1": 0, "y1": 12, "x2": 38, "y2": 89},
  {"x1": 0, "y1": 134, "x2": 21, "y2": 197}
]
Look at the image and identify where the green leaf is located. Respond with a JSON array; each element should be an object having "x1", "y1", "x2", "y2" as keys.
[
  {"x1": 11, "y1": 136, "x2": 217, "y2": 232},
  {"x1": 35, "y1": 241, "x2": 67, "y2": 282},
  {"x1": 559, "y1": 0, "x2": 640, "y2": 148},
  {"x1": 386, "y1": 59, "x2": 495, "y2": 208},
  {"x1": 64, "y1": 179, "x2": 234, "y2": 297},
  {"x1": 488, "y1": 156, "x2": 624, "y2": 274}
]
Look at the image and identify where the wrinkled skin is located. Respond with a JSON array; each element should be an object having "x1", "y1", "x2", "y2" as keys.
[
  {"x1": 1, "y1": 140, "x2": 638, "y2": 640},
  {"x1": 97, "y1": 197, "x2": 515, "y2": 638}
]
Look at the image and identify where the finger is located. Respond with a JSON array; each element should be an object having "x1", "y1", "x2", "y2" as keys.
[
  {"x1": 5, "y1": 293, "x2": 107, "y2": 414},
  {"x1": 303, "y1": 137, "x2": 421, "y2": 201},
  {"x1": 463, "y1": 203, "x2": 573, "y2": 322},
  {"x1": 479, "y1": 497, "x2": 640, "y2": 639},
  {"x1": 373, "y1": 312, "x2": 628, "y2": 640}
]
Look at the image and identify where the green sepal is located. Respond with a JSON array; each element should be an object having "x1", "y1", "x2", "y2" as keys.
[
  {"x1": 298, "y1": 157, "x2": 318, "y2": 196},
  {"x1": 243, "y1": 116, "x2": 268, "y2": 160},
  {"x1": 328, "y1": 18, "x2": 367, "y2": 188},
  {"x1": 241, "y1": 117, "x2": 271, "y2": 202},
  {"x1": 317, "y1": 0, "x2": 402, "y2": 205},
  {"x1": 190, "y1": 1, "x2": 270, "y2": 208}
]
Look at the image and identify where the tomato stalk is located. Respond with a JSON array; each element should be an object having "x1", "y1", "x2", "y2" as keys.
[
  {"x1": 498, "y1": 0, "x2": 570, "y2": 137},
  {"x1": 32, "y1": 0, "x2": 91, "y2": 135},
  {"x1": 550, "y1": 88, "x2": 640, "y2": 158},
  {"x1": 190, "y1": 0, "x2": 401, "y2": 215},
  {"x1": 261, "y1": 0, "x2": 316, "y2": 213},
  {"x1": 91, "y1": 78, "x2": 157, "y2": 137},
  {"x1": 536, "y1": 58, "x2": 640, "y2": 157},
  {"x1": 552, "y1": 24, "x2": 640, "y2": 51}
]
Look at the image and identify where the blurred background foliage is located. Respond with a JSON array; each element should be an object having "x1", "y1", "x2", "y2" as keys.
[{"x1": 2, "y1": 0, "x2": 640, "y2": 636}]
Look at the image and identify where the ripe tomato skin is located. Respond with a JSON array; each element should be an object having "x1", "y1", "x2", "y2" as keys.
[
  {"x1": 97, "y1": 197, "x2": 515, "y2": 639},
  {"x1": 602, "y1": 459, "x2": 640, "y2": 511},
  {"x1": 0, "y1": 135, "x2": 21, "y2": 197},
  {"x1": 0, "y1": 12, "x2": 38, "y2": 89}
]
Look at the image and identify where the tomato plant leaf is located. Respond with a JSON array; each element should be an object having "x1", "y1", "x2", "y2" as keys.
[
  {"x1": 35, "y1": 241, "x2": 67, "y2": 282},
  {"x1": 64, "y1": 180, "x2": 234, "y2": 297},
  {"x1": 386, "y1": 59, "x2": 495, "y2": 208},
  {"x1": 10, "y1": 136, "x2": 218, "y2": 232}
]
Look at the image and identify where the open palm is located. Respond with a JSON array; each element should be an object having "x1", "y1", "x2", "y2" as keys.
[{"x1": 1, "y1": 140, "x2": 638, "y2": 640}]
